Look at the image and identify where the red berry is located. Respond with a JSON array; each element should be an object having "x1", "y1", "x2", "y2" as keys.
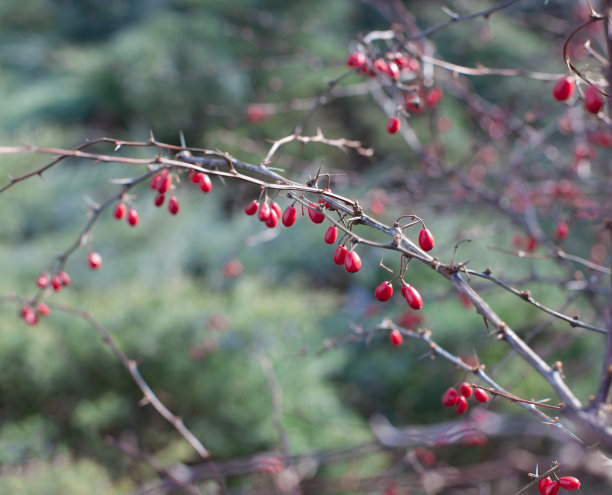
[
  {"x1": 88, "y1": 251, "x2": 103, "y2": 269},
  {"x1": 37, "y1": 272, "x2": 50, "y2": 289},
  {"x1": 150, "y1": 174, "x2": 162, "y2": 190},
  {"x1": 344, "y1": 250, "x2": 362, "y2": 273},
  {"x1": 346, "y1": 51, "x2": 366, "y2": 68},
  {"x1": 473, "y1": 388, "x2": 489, "y2": 403},
  {"x1": 324, "y1": 226, "x2": 338, "y2": 244},
  {"x1": 538, "y1": 477, "x2": 554, "y2": 495},
  {"x1": 373, "y1": 58, "x2": 388, "y2": 74},
  {"x1": 333, "y1": 245, "x2": 348, "y2": 265},
  {"x1": 244, "y1": 200, "x2": 259, "y2": 216},
  {"x1": 58, "y1": 271, "x2": 71, "y2": 286},
  {"x1": 113, "y1": 203, "x2": 126, "y2": 220},
  {"x1": 258, "y1": 203, "x2": 271, "y2": 222},
  {"x1": 168, "y1": 196, "x2": 179, "y2": 215},
  {"x1": 270, "y1": 202, "x2": 282, "y2": 220},
  {"x1": 190, "y1": 171, "x2": 203, "y2": 184},
  {"x1": 265, "y1": 208, "x2": 279, "y2": 228},
  {"x1": 545, "y1": 481, "x2": 560, "y2": 495},
  {"x1": 375, "y1": 281, "x2": 393, "y2": 302},
  {"x1": 555, "y1": 220, "x2": 569, "y2": 240},
  {"x1": 387, "y1": 116, "x2": 400, "y2": 134},
  {"x1": 282, "y1": 206, "x2": 297, "y2": 227},
  {"x1": 158, "y1": 175, "x2": 172, "y2": 194},
  {"x1": 441, "y1": 387, "x2": 459, "y2": 407},
  {"x1": 154, "y1": 193, "x2": 165, "y2": 207},
  {"x1": 552, "y1": 76, "x2": 575, "y2": 101},
  {"x1": 127, "y1": 208, "x2": 139, "y2": 226},
  {"x1": 459, "y1": 382, "x2": 472, "y2": 398},
  {"x1": 403, "y1": 284, "x2": 423, "y2": 310},
  {"x1": 456, "y1": 396, "x2": 468, "y2": 414},
  {"x1": 418, "y1": 228, "x2": 435, "y2": 251},
  {"x1": 51, "y1": 275, "x2": 62, "y2": 292},
  {"x1": 37, "y1": 302, "x2": 51, "y2": 317},
  {"x1": 199, "y1": 174, "x2": 212, "y2": 193},
  {"x1": 584, "y1": 85, "x2": 604, "y2": 114},
  {"x1": 426, "y1": 88, "x2": 444, "y2": 107},
  {"x1": 389, "y1": 329, "x2": 403, "y2": 346},
  {"x1": 21, "y1": 306, "x2": 38, "y2": 325},
  {"x1": 386, "y1": 61, "x2": 400, "y2": 79},
  {"x1": 558, "y1": 476, "x2": 580, "y2": 491},
  {"x1": 526, "y1": 236, "x2": 538, "y2": 252},
  {"x1": 308, "y1": 203, "x2": 326, "y2": 224}
]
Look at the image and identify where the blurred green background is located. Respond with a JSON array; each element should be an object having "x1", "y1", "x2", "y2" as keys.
[{"x1": 0, "y1": 0, "x2": 609, "y2": 493}]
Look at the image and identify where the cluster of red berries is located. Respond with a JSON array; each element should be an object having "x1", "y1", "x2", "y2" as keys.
[
  {"x1": 441, "y1": 382, "x2": 489, "y2": 415},
  {"x1": 538, "y1": 475, "x2": 580, "y2": 494},
  {"x1": 244, "y1": 199, "x2": 286, "y2": 228},
  {"x1": 552, "y1": 75, "x2": 604, "y2": 115},
  {"x1": 20, "y1": 301, "x2": 51, "y2": 325},
  {"x1": 36, "y1": 270, "x2": 71, "y2": 292},
  {"x1": 113, "y1": 202, "x2": 139, "y2": 226}
]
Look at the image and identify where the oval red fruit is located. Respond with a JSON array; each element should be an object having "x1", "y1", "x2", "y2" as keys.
[
  {"x1": 58, "y1": 271, "x2": 71, "y2": 286},
  {"x1": 37, "y1": 273, "x2": 50, "y2": 289},
  {"x1": 127, "y1": 208, "x2": 139, "y2": 226},
  {"x1": 37, "y1": 302, "x2": 51, "y2": 317},
  {"x1": 244, "y1": 200, "x2": 259, "y2": 216},
  {"x1": 473, "y1": 388, "x2": 489, "y2": 403},
  {"x1": 258, "y1": 203, "x2": 271, "y2": 222},
  {"x1": 555, "y1": 220, "x2": 569, "y2": 240},
  {"x1": 584, "y1": 85, "x2": 604, "y2": 114},
  {"x1": 308, "y1": 203, "x2": 326, "y2": 224},
  {"x1": 154, "y1": 193, "x2": 165, "y2": 207},
  {"x1": 538, "y1": 477, "x2": 554, "y2": 495},
  {"x1": 158, "y1": 175, "x2": 172, "y2": 194},
  {"x1": 265, "y1": 209, "x2": 279, "y2": 228},
  {"x1": 404, "y1": 284, "x2": 423, "y2": 310},
  {"x1": 441, "y1": 387, "x2": 459, "y2": 407},
  {"x1": 545, "y1": 481, "x2": 560, "y2": 495},
  {"x1": 333, "y1": 245, "x2": 348, "y2": 265},
  {"x1": 199, "y1": 174, "x2": 213, "y2": 193},
  {"x1": 387, "y1": 116, "x2": 400, "y2": 134},
  {"x1": 389, "y1": 329, "x2": 403, "y2": 346},
  {"x1": 456, "y1": 396, "x2": 468, "y2": 414},
  {"x1": 346, "y1": 51, "x2": 366, "y2": 68},
  {"x1": 459, "y1": 382, "x2": 472, "y2": 398},
  {"x1": 375, "y1": 281, "x2": 393, "y2": 302},
  {"x1": 344, "y1": 250, "x2": 362, "y2": 273},
  {"x1": 418, "y1": 228, "x2": 435, "y2": 251},
  {"x1": 282, "y1": 206, "x2": 297, "y2": 227},
  {"x1": 558, "y1": 476, "x2": 580, "y2": 491},
  {"x1": 51, "y1": 275, "x2": 62, "y2": 292},
  {"x1": 324, "y1": 226, "x2": 338, "y2": 244},
  {"x1": 190, "y1": 171, "x2": 203, "y2": 184},
  {"x1": 552, "y1": 76, "x2": 575, "y2": 101},
  {"x1": 150, "y1": 174, "x2": 162, "y2": 190},
  {"x1": 88, "y1": 251, "x2": 103, "y2": 269},
  {"x1": 426, "y1": 87, "x2": 444, "y2": 107},
  {"x1": 270, "y1": 202, "x2": 282, "y2": 220},
  {"x1": 113, "y1": 203, "x2": 126, "y2": 220},
  {"x1": 168, "y1": 196, "x2": 179, "y2": 215},
  {"x1": 21, "y1": 306, "x2": 38, "y2": 325}
]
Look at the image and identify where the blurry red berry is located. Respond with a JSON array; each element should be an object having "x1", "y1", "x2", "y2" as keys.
[
  {"x1": 88, "y1": 251, "x2": 103, "y2": 269},
  {"x1": 459, "y1": 382, "x2": 472, "y2": 398},
  {"x1": 154, "y1": 193, "x2": 165, "y2": 207},
  {"x1": 168, "y1": 196, "x2": 179, "y2": 215},
  {"x1": 387, "y1": 116, "x2": 400, "y2": 134},
  {"x1": 346, "y1": 51, "x2": 366, "y2": 68},
  {"x1": 526, "y1": 236, "x2": 538, "y2": 252},
  {"x1": 375, "y1": 281, "x2": 393, "y2": 302},
  {"x1": 389, "y1": 329, "x2": 403, "y2": 346},
  {"x1": 51, "y1": 275, "x2": 62, "y2": 292},
  {"x1": 37, "y1": 273, "x2": 50, "y2": 289},
  {"x1": 373, "y1": 58, "x2": 388, "y2": 74},
  {"x1": 344, "y1": 250, "x2": 362, "y2": 273},
  {"x1": 558, "y1": 477, "x2": 580, "y2": 491},
  {"x1": 265, "y1": 209, "x2": 279, "y2": 228},
  {"x1": 199, "y1": 174, "x2": 213, "y2": 193},
  {"x1": 113, "y1": 203, "x2": 126, "y2": 220},
  {"x1": 127, "y1": 208, "x2": 139, "y2": 226},
  {"x1": 386, "y1": 61, "x2": 400, "y2": 79},
  {"x1": 21, "y1": 306, "x2": 38, "y2": 325},
  {"x1": 333, "y1": 245, "x2": 348, "y2": 265},
  {"x1": 418, "y1": 228, "x2": 435, "y2": 251},
  {"x1": 282, "y1": 206, "x2": 297, "y2": 227},
  {"x1": 473, "y1": 388, "x2": 489, "y2": 403},
  {"x1": 150, "y1": 174, "x2": 162, "y2": 190},
  {"x1": 441, "y1": 387, "x2": 459, "y2": 407},
  {"x1": 157, "y1": 175, "x2": 172, "y2": 194},
  {"x1": 258, "y1": 203, "x2": 271, "y2": 222},
  {"x1": 552, "y1": 76, "x2": 575, "y2": 101},
  {"x1": 244, "y1": 200, "x2": 259, "y2": 216},
  {"x1": 270, "y1": 202, "x2": 282, "y2": 220},
  {"x1": 426, "y1": 87, "x2": 444, "y2": 107},
  {"x1": 58, "y1": 271, "x2": 71, "y2": 286},
  {"x1": 456, "y1": 396, "x2": 468, "y2": 414},
  {"x1": 324, "y1": 226, "x2": 338, "y2": 244},
  {"x1": 37, "y1": 302, "x2": 51, "y2": 317},
  {"x1": 403, "y1": 284, "x2": 423, "y2": 310},
  {"x1": 190, "y1": 171, "x2": 203, "y2": 184},
  {"x1": 584, "y1": 85, "x2": 604, "y2": 114},
  {"x1": 555, "y1": 220, "x2": 569, "y2": 240},
  {"x1": 308, "y1": 203, "x2": 326, "y2": 224}
]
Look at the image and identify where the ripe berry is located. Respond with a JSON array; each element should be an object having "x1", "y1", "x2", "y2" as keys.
[
  {"x1": 244, "y1": 200, "x2": 259, "y2": 216},
  {"x1": 190, "y1": 171, "x2": 203, "y2": 184},
  {"x1": 308, "y1": 203, "x2": 326, "y2": 224},
  {"x1": 324, "y1": 226, "x2": 338, "y2": 244},
  {"x1": 403, "y1": 284, "x2": 423, "y2": 310},
  {"x1": 154, "y1": 193, "x2": 165, "y2": 207},
  {"x1": 51, "y1": 275, "x2": 62, "y2": 292},
  {"x1": 270, "y1": 202, "x2": 282, "y2": 220},
  {"x1": 58, "y1": 271, "x2": 71, "y2": 286},
  {"x1": 375, "y1": 281, "x2": 393, "y2": 302},
  {"x1": 21, "y1": 306, "x2": 38, "y2": 325},
  {"x1": 199, "y1": 174, "x2": 212, "y2": 193},
  {"x1": 538, "y1": 477, "x2": 554, "y2": 495},
  {"x1": 555, "y1": 220, "x2": 569, "y2": 240},
  {"x1": 373, "y1": 58, "x2": 388, "y2": 74},
  {"x1": 37, "y1": 272, "x2": 50, "y2": 289},
  {"x1": 168, "y1": 196, "x2": 179, "y2": 215},
  {"x1": 344, "y1": 250, "x2": 362, "y2": 273},
  {"x1": 346, "y1": 51, "x2": 366, "y2": 68},
  {"x1": 426, "y1": 87, "x2": 444, "y2": 107},
  {"x1": 265, "y1": 209, "x2": 279, "y2": 228},
  {"x1": 456, "y1": 396, "x2": 468, "y2": 414},
  {"x1": 150, "y1": 174, "x2": 162, "y2": 190},
  {"x1": 333, "y1": 245, "x2": 348, "y2": 265},
  {"x1": 558, "y1": 476, "x2": 580, "y2": 491},
  {"x1": 282, "y1": 206, "x2": 297, "y2": 227},
  {"x1": 459, "y1": 382, "x2": 472, "y2": 398},
  {"x1": 386, "y1": 61, "x2": 400, "y2": 79},
  {"x1": 418, "y1": 228, "x2": 435, "y2": 251},
  {"x1": 387, "y1": 116, "x2": 400, "y2": 134},
  {"x1": 158, "y1": 175, "x2": 172, "y2": 194},
  {"x1": 258, "y1": 203, "x2": 271, "y2": 222},
  {"x1": 473, "y1": 388, "x2": 489, "y2": 403},
  {"x1": 552, "y1": 76, "x2": 575, "y2": 101},
  {"x1": 584, "y1": 85, "x2": 604, "y2": 114},
  {"x1": 441, "y1": 387, "x2": 459, "y2": 407},
  {"x1": 37, "y1": 302, "x2": 51, "y2": 317},
  {"x1": 544, "y1": 481, "x2": 560, "y2": 495},
  {"x1": 389, "y1": 329, "x2": 403, "y2": 346},
  {"x1": 127, "y1": 208, "x2": 139, "y2": 226},
  {"x1": 113, "y1": 203, "x2": 126, "y2": 220},
  {"x1": 88, "y1": 251, "x2": 103, "y2": 269}
]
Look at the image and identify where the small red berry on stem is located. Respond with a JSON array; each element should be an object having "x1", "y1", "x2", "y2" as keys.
[
  {"x1": 584, "y1": 85, "x2": 604, "y2": 114},
  {"x1": 258, "y1": 203, "x2": 271, "y2": 222},
  {"x1": 127, "y1": 208, "x2": 139, "y2": 226},
  {"x1": 403, "y1": 284, "x2": 423, "y2": 310},
  {"x1": 544, "y1": 480, "x2": 560, "y2": 495},
  {"x1": 308, "y1": 203, "x2": 326, "y2": 224},
  {"x1": 459, "y1": 382, "x2": 472, "y2": 398},
  {"x1": 51, "y1": 275, "x2": 62, "y2": 291},
  {"x1": 387, "y1": 116, "x2": 400, "y2": 134},
  {"x1": 324, "y1": 226, "x2": 338, "y2": 244},
  {"x1": 244, "y1": 200, "x2": 259, "y2": 216},
  {"x1": 168, "y1": 196, "x2": 179, "y2": 215},
  {"x1": 389, "y1": 329, "x2": 403, "y2": 346},
  {"x1": 552, "y1": 76, "x2": 575, "y2": 101},
  {"x1": 37, "y1": 272, "x2": 50, "y2": 289},
  {"x1": 375, "y1": 281, "x2": 393, "y2": 302},
  {"x1": 333, "y1": 245, "x2": 348, "y2": 265},
  {"x1": 265, "y1": 209, "x2": 279, "y2": 228},
  {"x1": 426, "y1": 87, "x2": 444, "y2": 108},
  {"x1": 344, "y1": 250, "x2": 362, "y2": 273},
  {"x1": 37, "y1": 302, "x2": 51, "y2": 317},
  {"x1": 538, "y1": 477, "x2": 554, "y2": 495},
  {"x1": 346, "y1": 51, "x2": 366, "y2": 69},
  {"x1": 88, "y1": 251, "x2": 103, "y2": 270},
  {"x1": 157, "y1": 175, "x2": 172, "y2": 194},
  {"x1": 21, "y1": 306, "x2": 38, "y2": 325},
  {"x1": 558, "y1": 476, "x2": 580, "y2": 491},
  {"x1": 154, "y1": 193, "x2": 165, "y2": 207},
  {"x1": 199, "y1": 174, "x2": 213, "y2": 193},
  {"x1": 456, "y1": 396, "x2": 468, "y2": 414},
  {"x1": 113, "y1": 203, "x2": 126, "y2": 220},
  {"x1": 441, "y1": 387, "x2": 459, "y2": 407},
  {"x1": 555, "y1": 220, "x2": 569, "y2": 240},
  {"x1": 58, "y1": 271, "x2": 71, "y2": 286},
  {"x1": 418, "y1": 228, "x2": 435, "y2": 251},
  {"x1": 473, "y1": 387, "x2": 489, "y2": 403},
  {"x1": 282, "y1": 206, "x2": 297, "y2": 227},
  {"x1": 270, "y1": 202, "x2": 282, "y2": 220}
]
